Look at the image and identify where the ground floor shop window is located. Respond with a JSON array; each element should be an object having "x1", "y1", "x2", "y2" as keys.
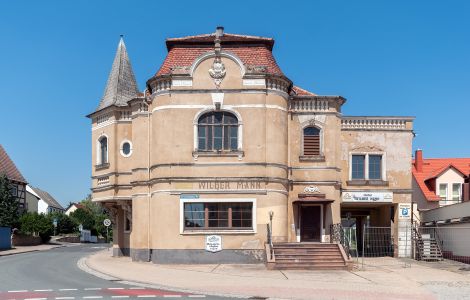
[{"x1": 181, "y1": 200, "x2": 255, "y2": 232}]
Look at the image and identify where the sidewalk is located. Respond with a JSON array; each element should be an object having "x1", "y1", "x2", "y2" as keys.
[
  {"x1": 0, "y1": 243, "x2": 64, "y2": 256},
  {"x1": 84, "y1": 250, "x2": 470, "y2": 300}
]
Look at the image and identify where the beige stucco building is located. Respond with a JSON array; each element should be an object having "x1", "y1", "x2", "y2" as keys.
[{"x1": 88, "y1": 28, "x2": 414, "y2": 263}]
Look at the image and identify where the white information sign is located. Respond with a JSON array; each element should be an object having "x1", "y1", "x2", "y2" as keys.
[
  {"x1": 103, "y1": 219, "x2": 112, "y2": 227},
  {"x1": 398, "y1": 203, "x2": 412, "y2": 220},
  {"x1": 342, "y1": 192, "x2": 393, "y2": 203},
  {"x1": 205, "y1": 235, "x2": 222, "y2": 253}
]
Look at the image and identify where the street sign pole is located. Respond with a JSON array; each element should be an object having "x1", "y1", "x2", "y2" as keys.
[{"x1": 103, "y1": 219, "x2": 111, "y2": 244}]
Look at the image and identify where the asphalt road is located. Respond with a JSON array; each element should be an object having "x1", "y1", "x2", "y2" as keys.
[{"x1": 0, "y1": 244, "x2": 231, "y2": 300}]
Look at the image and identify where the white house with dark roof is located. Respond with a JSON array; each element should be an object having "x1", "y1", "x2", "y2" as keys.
[{"x1": 30, "y1": 186, "x2": 65, "y2": 214}]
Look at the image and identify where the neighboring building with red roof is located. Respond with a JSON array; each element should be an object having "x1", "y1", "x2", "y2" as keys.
[
  {"x1": 65, "y1": 202, "x2": 85, "y2": 216},
  {"x1": 0, "y1": 144, "x2": 28, "y2": 212},
  {"x1": 412, "y1": 150, "x2": 470, "y2": 210}
]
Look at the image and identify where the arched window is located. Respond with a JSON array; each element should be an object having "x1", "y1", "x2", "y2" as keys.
[
  {"x1": 303, "y1": 127, "x2": 321, "y2": 156},
  {"x1": 99, "y1": 136, "x2": 108, "y2": 164},
  {"x1": 198, "y1": 112, "x2": 238, "y2": 151}
]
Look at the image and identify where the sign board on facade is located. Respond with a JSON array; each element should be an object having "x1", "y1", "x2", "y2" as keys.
[
  {"x1": 180, "y1": 194, "x2": 200, "y2": 199},
  {"x1": 398, "y1": 203, "x2": 412, "y2": 220},
  {"x1": 205, "y1": 235, "x2": 222, "y2": 253},
  {"x1": 342, "y1": 192, "x2": 393, "y2": 203}
]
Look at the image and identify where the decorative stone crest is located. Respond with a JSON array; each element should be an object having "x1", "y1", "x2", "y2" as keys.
[
  {"x1": 304, "y1": 186, "x2": 321, "y2": 194},
  {"x1": 209, "y1": 56, "x2": 226, "y2": 88},
  {"x1": 209, "y1": 26, "x2": 226, "y2": 89}
]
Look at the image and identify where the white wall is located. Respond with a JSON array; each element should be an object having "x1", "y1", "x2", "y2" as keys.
[
  {"x1": 38, "y1": 199, "x2": 48, "y2": 214},
  {"x1": 436, "y1": 168, "x2": 464, "y2": 206}
]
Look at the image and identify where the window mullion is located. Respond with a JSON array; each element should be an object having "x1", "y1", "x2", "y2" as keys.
[
  {"x1": 204, "y1": 206, "x2": 209, "y2": 228},
  {"x1": 364, "y1": 154, "x2": 369, "y2": 180},
  {"x1": 228, "y1": 206, "x2": 232, "y2": 228}
]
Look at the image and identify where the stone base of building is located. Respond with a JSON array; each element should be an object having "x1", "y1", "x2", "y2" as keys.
[
  {"x1": 126, "y1": 248, "x2": 265, "y2": 264},
  {"x1": 113, "y1": 247, "x2": 130, "y2": 257}
]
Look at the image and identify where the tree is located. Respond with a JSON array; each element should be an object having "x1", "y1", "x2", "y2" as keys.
[
  {"x1": 49, "y1": 211, "x2": 76, "y2": 234},
  {"x1": 0, "y1": 174, "x2": 19, "y2": 228},
  {"x1": 69, "y1": 208, "x2": 95, "y2": 231}
]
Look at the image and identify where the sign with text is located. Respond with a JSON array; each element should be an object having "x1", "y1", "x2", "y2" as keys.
[
  {"x1": 197, "y1": 181, "x2": 263, "y2": 191},
  {"x1": 398, "y1": 203, "x2": 412, "y2": 220},
  {"x1": 205, "y1": 235, "x2": 222, "y2": 253},
  {"x1": 342, "y1": 192, "x2": 393, "y2": 203}
]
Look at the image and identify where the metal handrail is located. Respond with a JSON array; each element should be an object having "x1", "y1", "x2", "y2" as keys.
[
  {"x1": 267, "y1": 223, "x2": 274, "y2": 260},
  {"x1": 330, "y1": 223, "x2": 351, "y2": 259}
]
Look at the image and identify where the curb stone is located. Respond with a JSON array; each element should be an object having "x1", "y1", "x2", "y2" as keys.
[
  {"x1": 81, "y1": 250, "x2": 286, "y2": 300},
  {"x1": 0, "y1": 244, "x2": 66, "y2": 257}
]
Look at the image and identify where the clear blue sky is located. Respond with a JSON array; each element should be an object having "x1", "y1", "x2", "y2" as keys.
[{"x1": 1, "y1": 1, "x2": 469, "y2": 206}]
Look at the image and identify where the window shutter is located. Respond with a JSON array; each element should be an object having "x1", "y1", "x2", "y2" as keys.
[{"x1": 304, "y1": 134, "x2": 320, "y2": 156}]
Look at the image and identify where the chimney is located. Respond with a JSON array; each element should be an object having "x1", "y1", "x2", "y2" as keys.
[
  {"x1": 216, "y1": 26, "x2": 224, "y2": 38},
  {"x1": 415, "y1": 149, "x2": 423, "y2": 172}
]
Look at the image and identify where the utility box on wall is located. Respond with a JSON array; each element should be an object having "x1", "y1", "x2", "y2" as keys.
[{"x1": 0, "y1": 227, "x2": 11, "y2": 250}]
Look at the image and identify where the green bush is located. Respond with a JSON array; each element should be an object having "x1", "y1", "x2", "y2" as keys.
[{"x1": 19, "y1": 212, "x2": 53, "y2": 242}]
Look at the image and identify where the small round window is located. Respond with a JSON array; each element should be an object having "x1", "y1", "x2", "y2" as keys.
[{"x1": 120, "y1": 140, "x2": 132, "y2": 157}]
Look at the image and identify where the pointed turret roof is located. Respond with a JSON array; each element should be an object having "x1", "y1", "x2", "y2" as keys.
[{"x1": 96, "y1": 37, "x2": 139, "y2": 111}]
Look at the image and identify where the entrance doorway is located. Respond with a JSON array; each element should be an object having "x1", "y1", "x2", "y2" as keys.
[{"x1": 300, "y1": 205, "x2": 321, "y2": 242}]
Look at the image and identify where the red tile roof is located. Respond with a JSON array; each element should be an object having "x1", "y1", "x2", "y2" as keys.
[
  {"x1": 155, "y1": 32, "x2": 283, "y2": 77},
  {"x1": 413, "y1": 157, "x2": 470, "y2": 201},
  {"x1": 291, "y1": 85, "x2": 317, "y2": 96},
  {"x1": 0, "y1": 145, "x2": 26, "y2": 184},
  {"x1": 165, "y1": 33, "x2": 274, "y2": 50}
]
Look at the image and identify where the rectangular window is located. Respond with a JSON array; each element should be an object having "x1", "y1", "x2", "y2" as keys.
[
  {"x1": 351, "y1": 155, "x2": 365, "y2": 179},
  {"x1": 452, "y1": 183, "x2": 461, "y2": 201},
  {"x1": 10, "y1": 185, "x2": 18, "y2": 197},
  {"x1": 439, "y1": 184, "x2": 448, "y2": 200},
  {"x1": 184, "y1": 202, "x2": 253, "y2": 230},
  {"x1": 368, "y1": 155, "x2": 382, "y2": 180}
]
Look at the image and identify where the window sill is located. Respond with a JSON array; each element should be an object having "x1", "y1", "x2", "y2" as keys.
[
  {"x1": 95, "y1": 163, "x2": 110, "y2": 171},
  {"x1": 299, "y1": 155, "x2": 325, "y2": 162},
  {"x1": 347, "y1": 180, "x2": 389, "y2": 186},
  {"x1": 193, "y1": 150, "x2": 244, "y2": 158},
  {"x1": 181, "y1": 229, "x2": 255, "y2": 235}
]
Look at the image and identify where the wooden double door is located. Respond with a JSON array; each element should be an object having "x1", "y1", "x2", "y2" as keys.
[{"x1": 300, "y1": 205, "x2": 322, "y2": 242}]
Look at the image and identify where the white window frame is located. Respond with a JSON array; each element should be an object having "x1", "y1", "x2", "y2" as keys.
[
  {"x1": 438, "y1": 183, "x2": 448, "y2": 200},
  {"x1": 349, "y1": 152, "x2": 386, "y2": 181},
  {"x1": 179, "y1": 198, "x2": 256, "y2": 235},
  {"x1": 120, "y1": 140, "x2": 133, "y2": 158},
  {"x1": 451, "y1": 183, "x2": 462, "y2": 201},
  {"x1": 96, "y1": 134, "x2": 109, "y2": 165}
]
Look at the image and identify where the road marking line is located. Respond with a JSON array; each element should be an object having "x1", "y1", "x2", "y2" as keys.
[
  {"x1": 8, "y1": 290, "x2": 28, "y2": 293},
  {"x1": 164, "y1": 296, "x2": 181, "y2": 298},
  {"x1": 107, "y1": 288, "x2": 124, "y2": 290},
  {"x1": 129, "y1": 287, "x2": 145, "y2": 290},
  {"x1": 84, "y1": 288, "x2": 102, "y2": 291},
  {"x1": 34, "y1": 289, "x2": 53, "y2": 292},
  {"x1": 83, "y1": 297, "x2": 103, "y2": 299},
  {"x1": 56, "y1": 297, "x2": 76, "y2": 299},
  {"x1": 111, "y1": 297, "x2": 130, "y2": 298},
  {"x1": 137, "y1": 296, "x2": 156, "y2": 298},
  {"x1": 25, "y1": 298, "x2": 47, "y2": 300},
  {"x1": 60, "y1": 289, "x2": 78, "y2": 291},
  {"x1": 188, "y1": 296, "x2": 206, "y2": 298}
]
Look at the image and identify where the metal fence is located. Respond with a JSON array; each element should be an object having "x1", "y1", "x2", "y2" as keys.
[{"x1": 417, "y1": 226, "x2": 470, "y2": 265}]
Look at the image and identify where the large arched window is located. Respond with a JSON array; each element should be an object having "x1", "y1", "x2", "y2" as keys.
[
  {"x1": 303, "y1": 127, "x2": 321, "y2": 156},
  {"x1": 198, "y1": 112, "x2": 238, "y2": 151},
  {"x1": 99, "y1": 136, "x2": 108, "y2": 164}
]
